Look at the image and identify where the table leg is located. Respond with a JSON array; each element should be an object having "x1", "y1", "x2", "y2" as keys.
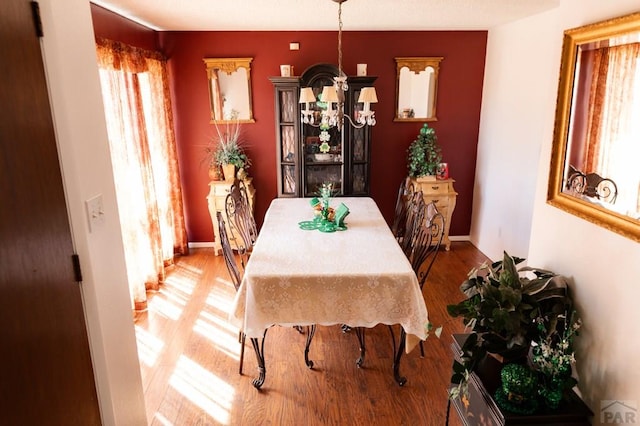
[
  {"x1": 249, "y1": 329, "x2": 268, "y2": 389},
  {"x1": 355, "y1": 327, "x2": 366, "y2": 367},
  {"x1": 304, "y1": 325, "x2": 316, "y2": 368}
]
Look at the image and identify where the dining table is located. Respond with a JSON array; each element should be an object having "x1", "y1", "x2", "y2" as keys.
[{"x1": 229, "y1": 196, "x2": 430, "y2": 389}]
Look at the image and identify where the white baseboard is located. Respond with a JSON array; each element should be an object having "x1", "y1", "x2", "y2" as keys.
[
  {"x1": 189, "y1": 242, "x2": 215, "y2": 248},
  {"x1": 449, "y1": 235, "x2": 470, "y2": 242}
]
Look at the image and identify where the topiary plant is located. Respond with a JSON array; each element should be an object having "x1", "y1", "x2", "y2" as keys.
[{"x1": 407, "y1": 123, "x2": 442, "y2": 177}]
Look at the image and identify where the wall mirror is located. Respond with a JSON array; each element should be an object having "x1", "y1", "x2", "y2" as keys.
[
  {"x1": 548, "y1": 12, "x2": 640, "y2": 242},
  {"x1": 394, "y1": 57, "x2": 443, "y2": 122},
  {"x1": 203, "y1": 57, "x2": 254, "y2": 123}
]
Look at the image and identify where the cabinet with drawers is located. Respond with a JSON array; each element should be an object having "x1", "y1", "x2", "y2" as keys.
[
  {"x1": 409, "y1": 177, "x2": 457, "y2": 250},
  {"x1": 207, "y1": 179, "x2": 255, "y2": 255}
]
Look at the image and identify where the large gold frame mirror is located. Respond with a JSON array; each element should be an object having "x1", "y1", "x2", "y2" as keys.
[
  {"x1": 548, "y1": 12, "x2": 640, "y2": 242},
  {"x1": 394, "y1": 57, "x2": 443, "y2": 122},
  {"x1": 204, "y1": 57, "x2": 254, "y2": 123}
]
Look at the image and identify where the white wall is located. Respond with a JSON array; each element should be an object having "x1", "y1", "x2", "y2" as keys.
[
  {"x1": 474, "y1": 0, "x2": 640, "y2": 423},
  {"x1": 39, "y1": 0, "x2": 147, "y2": 424}
]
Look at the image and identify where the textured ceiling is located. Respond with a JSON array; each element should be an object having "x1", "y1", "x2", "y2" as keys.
[{"x1": 92, "y1": 0, "x2": 560, "y2": 31}]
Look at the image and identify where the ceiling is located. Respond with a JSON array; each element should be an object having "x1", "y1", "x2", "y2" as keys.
[{"x1": 92, "y1": 0, "x2": 560, "y2": 32}]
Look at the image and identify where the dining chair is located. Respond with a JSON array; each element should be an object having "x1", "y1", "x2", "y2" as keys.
[
  {"x1": 412, "y1": 201, "x2": 445, "y2": 356},
  {"x1": 216, "y1": 211, "x2": 246, "y2": 374},
  {"x1": 390, "y1": 177, "x2": 414, "y2": 243},
  {"x1": 412, "y1": 201, "x2": 445, "y2": 290},
  {"x1": 225, "y1": 179, "x2": 258, "y2": 268},
  {"x1": 389, "y1": 201, "x2": 445, "y2": 358},
  {"x1": 399, "y1": 190, "x2": 427, "y2": 258},
  {"x1": 218, "y1": 209, "x2": 307, "y2": 376}
]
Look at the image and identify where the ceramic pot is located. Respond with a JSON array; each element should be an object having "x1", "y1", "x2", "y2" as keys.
[{"x1": 222, "y1": 163, "x2": 236, "y2": 182}]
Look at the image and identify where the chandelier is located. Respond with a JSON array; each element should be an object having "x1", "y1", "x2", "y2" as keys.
[{"x1": 299, "y1": 0, "x2": 378, "y2": 131}]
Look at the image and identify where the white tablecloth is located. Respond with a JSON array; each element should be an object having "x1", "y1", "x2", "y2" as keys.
[{"x1": 230, "y1": 197, "x2": 429, "y2": 353}]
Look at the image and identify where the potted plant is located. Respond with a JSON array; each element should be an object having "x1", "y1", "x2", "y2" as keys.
[
  {"x1": 204, "y1": 116, "x2": 251, "y2": 182},
  {"x1": 407, "y1": 123, "x2": 442, "y2": 180},
  {"x1": 446, "y1": 251, "x2": 572, "y2": 405}
]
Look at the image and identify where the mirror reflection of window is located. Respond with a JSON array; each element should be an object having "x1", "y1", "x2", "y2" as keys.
[
  {"x1": 564, "y1": 40, "x2": 640, "y2": 218},
  {"x1": 394, "y1": 57, "x2": 443, "y2": 122},
  {"x1": 398, "y1": 66, "x2": 435, "y2": 118},
  {"x1": 204, "y1": 58, "x2": 254, "y2": 123}
]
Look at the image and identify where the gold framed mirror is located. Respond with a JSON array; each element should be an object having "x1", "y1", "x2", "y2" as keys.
[
  {"x1": 204, "y1": 57, "x2": 255, "y2": 123},
  {"x1": 547, "y1": 12, "x2": 640, "y2": 243},
  {"x1": 394, "y1": 57, "x2": 443, "y2": 122}
]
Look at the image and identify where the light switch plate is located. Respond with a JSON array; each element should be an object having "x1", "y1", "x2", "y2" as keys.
[{"x1": 85, "y1": 194, "x2": 105, "y2": 232}]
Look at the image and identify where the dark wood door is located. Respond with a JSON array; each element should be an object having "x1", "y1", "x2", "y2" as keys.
[{"x1": 0, "y1": 1, "x2": 102, "y2": 424}]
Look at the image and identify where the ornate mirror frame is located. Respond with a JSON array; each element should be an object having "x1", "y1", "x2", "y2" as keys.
[
  {"x1": 394, "y1": 57, "x2": 443, "y2": 122},
  {"x1": 204, "y1": 57, "x2": 255, "y2": 124},
  {"x1": 547, "y1": 12, "x2": 640, "y2": 243}
]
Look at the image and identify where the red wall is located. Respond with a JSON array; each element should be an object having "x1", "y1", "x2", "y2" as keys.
[
  {"x1": 90, "y1": 4, "x2": 158, "y2": 50},
  {"x1": 91, "y1": 7, "x2": 487, "y2": 243}
]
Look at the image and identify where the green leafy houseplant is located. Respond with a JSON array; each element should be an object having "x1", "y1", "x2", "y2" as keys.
[
  {"x1": 446, "y1": 251, "x2": 572, "y2": 404},
  {"x1": 204, "y1": 117, "x2": 252, "y2": 171},
  {"x1": 407, "y1": 123, "x2": 442, "y2": 177}
]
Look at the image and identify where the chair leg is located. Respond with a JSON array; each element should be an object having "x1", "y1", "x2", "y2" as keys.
[{"x1": 239, "y1": 331, "x2": 246, "y2": 375}]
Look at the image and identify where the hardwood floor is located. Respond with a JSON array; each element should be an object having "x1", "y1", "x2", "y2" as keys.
[{"x1": 134, "y1": 242, "x2": 489, "y2": 425}]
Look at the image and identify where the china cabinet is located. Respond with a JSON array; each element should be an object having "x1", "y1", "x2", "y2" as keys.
[
  {"x1": 270, "y1": 64, "x2": 376, "y2": 198},
  {"x1": 409, "y1": 177, "x2": 457, "y2": 250},
  {"x1": 207, "y1": 179, "x2": 255, "y2": 255}
]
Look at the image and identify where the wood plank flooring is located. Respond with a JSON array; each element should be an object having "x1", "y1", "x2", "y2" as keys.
[{"x1": 134, "y1": 242, "x2": 489, "y2": 425}]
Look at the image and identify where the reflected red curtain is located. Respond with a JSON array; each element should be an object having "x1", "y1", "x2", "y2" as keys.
[
  {"x1": 582, "y1": 42, "x2": 640, "y2": 215},
  {"x1": 96, "y1": 38, "x2": 188, "y2": 311},
  {"x1": 210, "y1": 69, "x2": 224, "y2": 120}
]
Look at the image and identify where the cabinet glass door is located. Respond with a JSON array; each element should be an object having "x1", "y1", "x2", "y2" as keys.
[
  {"x1": 302, "y1": 122, "x2": 344, "y2": 197},
  {"x1": 277, "y1": 88, "x2": 298, "y2": 196}
]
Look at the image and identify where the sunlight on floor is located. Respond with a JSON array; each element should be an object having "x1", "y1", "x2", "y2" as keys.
[
  {"x1": 193, "y1": 282, "x2": 242, "y2": 361},
  {"x1": 144, "y1": 266, "x2": 200, "y2": 321},
  {"x1": 148, "y1": 292, "x2": 184, "y2": 321},
  {"x1": 151, "y1": 412, "x2": 173, "y2": 426},
  {"x1": 167, "y1": 355, "x2": 234, "y2": 425},
  {"x1": 135, "y1": 325, "x2": 165, "y2": 368},
  {"x1": 164, "y1": 270, "x2": 198, "y2": 296},
  {"x1": 193, "y1": 314, "x2": 240, "y2": 361}
]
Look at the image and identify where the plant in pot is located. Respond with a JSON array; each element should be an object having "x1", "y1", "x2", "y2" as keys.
[
  {"x1": 446, "y1": 251, "x2": 572, "y2": 407},
  {"x1": 407, "y1": 123, "x2": 442, "y2": 180},
  {"x1": 205, "y1": 117, "x2": 251, "y2": 182}
]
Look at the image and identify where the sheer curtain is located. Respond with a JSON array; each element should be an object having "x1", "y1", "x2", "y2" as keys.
[
  {"x1": 96, "y1": 38, "x2": 188, "y2": 311},
  {"x1": 584, "y1": 42, "x2": 640, "y2": 215}
]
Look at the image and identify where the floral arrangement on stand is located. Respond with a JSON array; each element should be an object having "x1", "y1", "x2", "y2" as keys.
[
  {"x1": 446, "y1": 251, "x2": 580, "y2": 413},
  {"x1": 531, "y1": 309, "x2": 581, "y2": 409},
  {"x1": 298, "y1": 183, "x2": 349, "y2": 233},
  {"x1": 203, "y1": 110, "x2": 251, "y2": 182}
]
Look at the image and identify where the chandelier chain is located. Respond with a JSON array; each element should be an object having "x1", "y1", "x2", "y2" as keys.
[{"x1": 337, "y1": 1, "x2": 343, "y2": 76}]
